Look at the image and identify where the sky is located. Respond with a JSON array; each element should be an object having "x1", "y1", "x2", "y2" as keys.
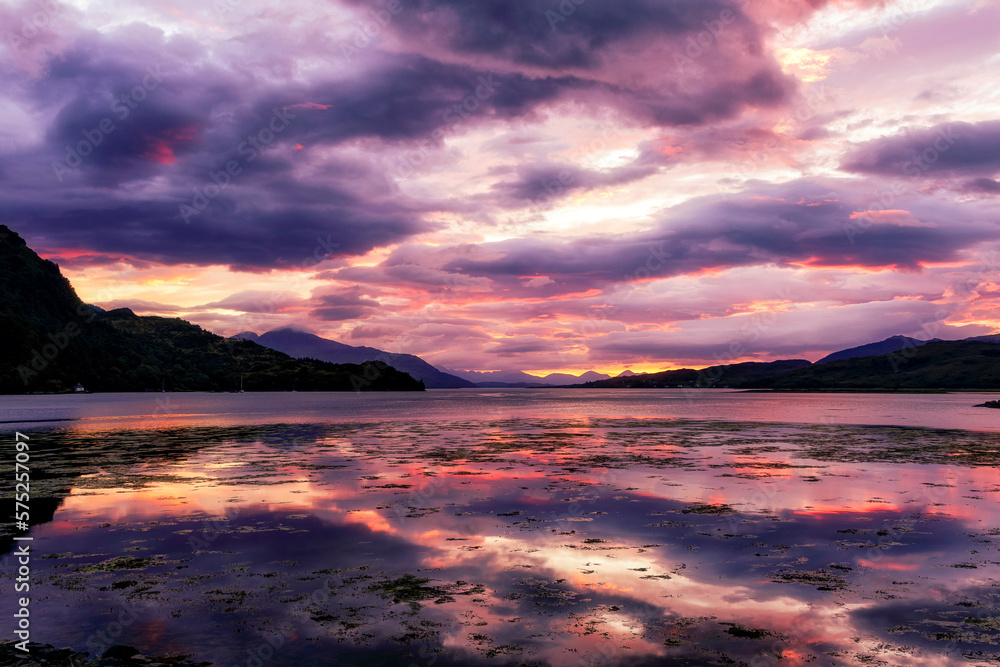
[{"x1": 2, "y1": 0, "x2": 999, "y2": 376}]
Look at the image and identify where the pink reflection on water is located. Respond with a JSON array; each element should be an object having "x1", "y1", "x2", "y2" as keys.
[{"x1": 9, "y1": 413, "x2": 1000, "y2": 666}]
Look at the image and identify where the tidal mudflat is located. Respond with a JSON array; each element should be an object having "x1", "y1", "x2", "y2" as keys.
[{"x1": 2, "y1": 414, "x2": 999, "y2": 666}]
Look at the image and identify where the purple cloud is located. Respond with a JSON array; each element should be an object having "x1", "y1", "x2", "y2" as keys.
[
  {"x1": 439, "y1": 180, "x2": 993, "y2": 285},
  {"x1": 841, "y1": 121, "x2": 1000, "y2": 177}
]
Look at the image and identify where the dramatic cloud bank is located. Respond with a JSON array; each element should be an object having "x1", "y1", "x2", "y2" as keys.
[{"x1": 2, "y1": 0, "x2": 998, "y2": 373}]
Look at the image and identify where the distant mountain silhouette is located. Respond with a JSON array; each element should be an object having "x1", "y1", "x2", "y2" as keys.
[
  {"x1": 436, "y1": 369, "x2": 544, "y2": 385},
  {"x1": 816, "y1": 335, "x2": 941, "y2": 364},
  {"x1": 754, "y1": 339, "x2": 1000, "y2": 390},
  {"x1": 573, "y1": 360, "x2": 812, "y2": 388},
  {"x1": 963, "y1": 334, "x2": 1000, "y2": 344},
  {"x1": 0, "y1": 225, "x2": 423, "y2": 393},
  {"x1": 439, "y1": 367, "x2": 611, "y2": 387},
  {"x1": 540, "y1": 370, "x2": 611, "y2": 384},
  {"x1": 233, "y1": 329, "x2": 475, "y2": 388},
  {"x1": 13, "y1": 218, "x2": 1000, "y2": 394}
]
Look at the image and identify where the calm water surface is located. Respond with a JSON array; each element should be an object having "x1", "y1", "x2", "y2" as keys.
[
  {"x1": 1, "y1": 390, "x2": 999, "y2": 666},
  {"x1": 4, "y1": 388, "x2": 1000, "y2": 431}
]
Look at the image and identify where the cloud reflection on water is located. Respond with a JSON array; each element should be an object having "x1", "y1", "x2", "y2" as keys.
[{"x1": 1, "y1": 417, "x2": 999, "y2": 666}]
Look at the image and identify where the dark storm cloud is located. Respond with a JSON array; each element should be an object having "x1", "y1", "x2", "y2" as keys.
[
  {"x1": 0, "y1": 29, "x2": 586, "y2": 269},
  {"x1": 489, "y1": 160, "x2": 657, "y2": 208},
  {"x1": 0, "y1": 0, "x2": 794, "y2": 272},
  {"x1": 43, "y1": 60, "x2": 200, "y2": 176},
  {"x1": 625, "y1": 67, "x2": 793, "y2": 127},
  {"x1": 333, "y1": 179, "x2": 996, "y2": 308},
  {"x1": 255, "y1": 54, "x2": 582, "y2": 147},
  {"x1": 0, "y1": 30, "x2": 438, "y2": 269},
  {"x1": 965, "y1": 178, "x2": 1000, "y2": 194},
  {"x1": 5, "y1": 183, "x2": 429, "y2": 272},
  {"x1": 257, "y1": 52, "x2": 791, "y2": 150},
  {"x1": 310, "y1": 287, "x2": 381, "y2": 321},
  {"x1": 348, "y1": 0, "x2": 756, "y2": 70},
  {"x1": 311, "y1": 307, "x2": 372, "y2": 321},
  {"x1": 440, "y1": 180, "x2": 993, "y2": 283},
  {"x1": 345, "y1": 0, "x2": 795, "y2": 128},
  {"x1": 40, "y1": 252, "x2": 153, "y2": 269},
  {"x1": 16, "y1": 26, "x2": 245, "y2": 183},
  {"x1": 586, "y1": 299, "x2": 954, "y2": 362},
  {"x1": 840, "y1": 121, "x2": 1000, "y2": 177}
]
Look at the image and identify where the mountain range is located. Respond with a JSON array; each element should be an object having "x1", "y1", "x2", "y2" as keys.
[
  {"x1": 7, "y1": 222, "x2": 1000, "y2": 393},
  {"x1": 570, "y1": 335, "x2": 1000, "y2": 391},
  {"x1": 437, "y1": 367, "x2": 613, "y2": 387},
  {"x1": 232, "y1": 330, "x2": 618, "y2": 388},
  {"x1": 233, "y1": 329, "x2": 475, "y2": 388},
  {"x1": 0, "y1": 225, "x2": 423, "y2": 393},
  {"x1": 574, "y1": 360, "x2": 813, "y2": 389},
  {"x1": 749, "y1": 339, "x2": 1000, "y2": 390},
  {"x1": 814, "y1": 335, "x2": 941, "y2": 364}
]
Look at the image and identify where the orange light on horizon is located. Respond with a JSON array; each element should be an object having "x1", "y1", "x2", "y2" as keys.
[{"x1": 785, "y1": 258, "x2": 899, "y2": 272}]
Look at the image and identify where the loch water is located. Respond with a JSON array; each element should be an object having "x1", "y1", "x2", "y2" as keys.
[{"x1": 1, "y1": 389, "x2": 999, "y2": 666}]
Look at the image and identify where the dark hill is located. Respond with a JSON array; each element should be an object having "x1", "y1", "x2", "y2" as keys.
[
  {"x1": 574, "y1": 359, "x2": 813, "y2": 388},
  {"x1": 234, "y1": 328, "x2": 474, "y2": 388},
  {"x1": 0, "y1": 225, "x2": 423, "y2": 393},
  {"x1": 752, "y1": 340, "x2": 1000, "y2": 390},
  {"x1": 963, "y1": 334, "x2": 1000, "y2": 344},
  {"x1": 815, "y1": 335, "x2": 940, "y2": 364}
]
